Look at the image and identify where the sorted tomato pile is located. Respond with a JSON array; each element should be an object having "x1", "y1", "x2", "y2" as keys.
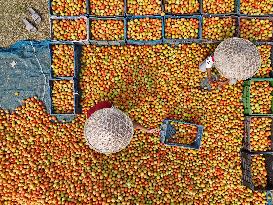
[
  {"x1": 52, "y1": 19, "x2": 87, "y2": 41},
  {"x1": 250, "y1": 81, "x2": 273, "y2": 114},
  {"x1": 255, "y1": 45, "x2": 272, "y2": 77},
  {"x1": 90, "y1": 20, "x2": 124, "y2": 41},
  {"x1": 202, "y1": 0, "x2": 235, "y2": 14},
  {"x1": 52, "y1": 80, "x2": 74, "y2": 114},
  {"x1": 165, "y1": 18, "x2": 199, "y2": 39},
  {"x1": 252, "y1": 156, "x2": 267, "y2": 188},
  {"x1": 241, "y1": 0, "x2": 273, "y2": 15},
  {"x1": 167, "y1": 122, "x2": 197, "y2": 145},
  {"x1": 1, "y1": 43, "x2": 268, "y2": 203},
  {"x1": 52, "y1": 44, "x2": 74, "y2": 77},
  {"x1": 250, "y1": 117, "x2": 272, "y2": 152},
  {"x1": 90, "y1": 0, "x2": 124, "y2": 16},
  {"x1": 240, "y1": 18, "x2": 273, "y2": 42},
  {"x1": 51, "y1": 0, "x2": 87, "y2": 16},
  {"x1": 127, "y1": 18, "x2": 162, "y2": 41},
  {"x1": 202, "y1": 17, "x2": 236, "y2": 40},
  {"x1": 127, "y1": 0, "x2": 161, "y2": 15}
]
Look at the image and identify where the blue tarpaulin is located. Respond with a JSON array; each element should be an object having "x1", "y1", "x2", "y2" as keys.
[
  {"x1": 0, "y1": 40, "x2": 76, "y2": 122},
  {"x1": 0, "y1": 40, "x2": 51, "y2": 111}
]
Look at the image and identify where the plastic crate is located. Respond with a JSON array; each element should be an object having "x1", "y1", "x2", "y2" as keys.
[
  {"x1": 238, "y1": 0, "x2": 273, "y2": 18},
  {"x1": 89, "y1": 0, "x2": 126, "y2": 17},
  {"x1": 126, "y1": 15, "x2": 164, "y2": 45},
  {"x1": 238, "y1": 16, "x2": 273, "y2": 44},
  {"x1": 49, "y1": 0, "x2": 89, "y2": 16},
  {"x1": 201, "y1": 15, "x2": 239, "y2": 42},
  {"x1": 163, "y1": 15, "x2": 202, "y2": 44},
  {"x1": 243, "y1": 116, "x2": 273, "y2": 153},
  {"x1": 243, "y1": 78, "x2": 273, "y2": 116},
  {"x1": 50, "y1": 16, "x2": 89, "y2": 43},
  {"x1": 162, "y1": 0, "x2": 202, "y2": 16},
  {"x1": 160, "y1": 118, "x2": 204, "y2": 150},
  {"x1": 49, "y1": 43, "x2": 81, "y2": 79},
  {"x1": 200, "y1": 0, "x2": 240, "y2": 15},
  {"x1": 49, "y1": 79, "x2": 79, "y2": 115},
  {"x1": 88, "y1": 17, "x2": 126, "y2": 46},
  {"x1": 126, "y1": 0, "x2": 162, "y2": 16},
  {"x1": 241, "y1": 150, "x2": 273, "y2": 191}
]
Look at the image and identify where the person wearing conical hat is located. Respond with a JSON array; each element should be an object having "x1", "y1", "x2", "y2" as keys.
[
  {"x1": 84, "y1": 101, "x2": 158, "y2": 154},
  {"x1": 200, "y1": 37, "x2": 261, "y2": 90}
]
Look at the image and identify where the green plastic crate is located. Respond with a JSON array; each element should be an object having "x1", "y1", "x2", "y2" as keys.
[{"x1": 243, "y1": 78, "x2": 273, "y2": 116}]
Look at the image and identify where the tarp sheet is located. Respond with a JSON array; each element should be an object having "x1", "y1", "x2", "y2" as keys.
[
  {"x1": 0, "y1": 40, "x2": 51, "y2": 111},
  {"x1": 0, "y1": 40, "x2": 75, "y2": 122}
]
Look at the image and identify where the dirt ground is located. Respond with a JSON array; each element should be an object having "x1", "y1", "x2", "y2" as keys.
[{"x1": 0, "y1": 0, "x2": 49, "y2": 48}]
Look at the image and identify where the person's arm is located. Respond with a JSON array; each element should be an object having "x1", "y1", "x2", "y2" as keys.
[
  {"x1": 217, "y1": 79, "x2": 230, "y2": 89},
  {"x1": 133, "y1": 121, "x2": 159, "y2": 134},
  {"x1": 207, "y1": 68, "x2": 212, "y2": 82}
]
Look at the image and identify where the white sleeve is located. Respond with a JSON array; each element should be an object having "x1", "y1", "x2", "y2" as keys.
[{"x1": 229, "y1": 79, "x2": 237, "y2": 85}]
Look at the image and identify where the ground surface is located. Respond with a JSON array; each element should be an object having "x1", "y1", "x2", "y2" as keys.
[{"x1": 0, "y1": 0, "x2": 49, "y2": 48}]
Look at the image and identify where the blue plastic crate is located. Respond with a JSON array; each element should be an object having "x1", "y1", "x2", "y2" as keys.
[
  {"x1": 241, "y1": 150, "x2": 273, "y2": 192},
  {"x1": 49, "y1": 0, "x2": 89, "y2": 16},
  {"x1": 160, "y1": 118, "x2": 204, "y2": 150},
  {"x1": 49, "y1": 42, "x2": 81, "y2": 79},
  {"x1": 125, "y1": 0, "x2": 163, "y2": 16},
  {"x1": 50, "y1": 16, "x2": 89, "y2": 43},
  {"x1": 163, "y1": 0, "x2": 202, "y2": 16},
  {"x1": 201, "y1": 14, "x2": 240, "y2": 41},
  {"x1": 49, "y1": 79, "x2": 79, "y2": 115},
  {"x1": 238, "y1": 16, "x2": 273, "y2": 43},
  {"x1": 89, "y1": 0, "x2": 126, "y2": 17},
  {"x1": 126, "y1": 15, "x2": 164, "y2": 45},
  {"x1": 238, "y1": 0, "x2": 273, "y2": 18},
  {"x1": 200, "y1": 0, "x2": 239, "y2": 15},
  {"x1": 88, "y1": 17, "x2": 126, "y2": 45},
  {"x1": 163, "y1": 15, "x2": 202, "y2": 44}
]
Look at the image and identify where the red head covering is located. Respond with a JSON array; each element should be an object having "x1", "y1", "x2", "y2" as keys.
[{"x1": 86, "y1": 101, "x2": 112, "y2": 119}]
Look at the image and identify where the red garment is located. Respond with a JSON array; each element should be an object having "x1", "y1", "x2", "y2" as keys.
[{"x1": 86, "y1": 101, "x2": 112, "y2": 119}]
